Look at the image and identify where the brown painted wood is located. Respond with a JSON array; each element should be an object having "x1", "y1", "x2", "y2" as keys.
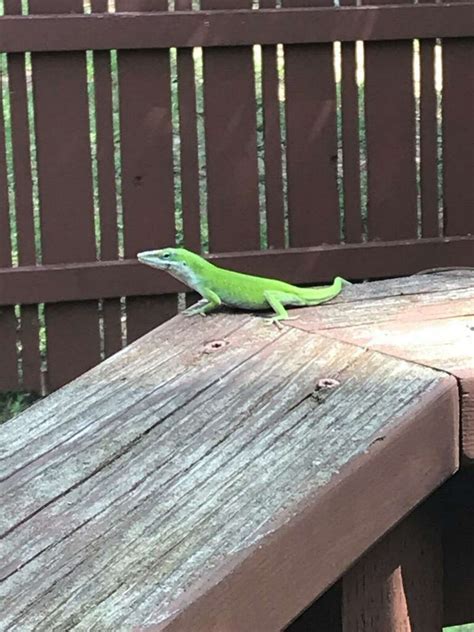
[
  {"x1": 261, "y1": 0, "x2": 285, "y2": 250},
  {"x1": 342, "y1": 500, "x2": 443, "y2": 631},
  {"x1": 176, "y1": 0, "x2": 201, "y2": 253},
  {"x1": 2, "y1": 237, "x2": 474, "y2": 306},
  {"x1": 340, "y1": 2, "x2": 363, "y2": 244},
  {"x1": 5, "y1": 0, "x2": 41, "y2": 392},
  {"x1": 0, "y1": 54, "x2": 18, "y2": 391},
  {"x1": 363, "y1": 0, "x2": 417, "y2": 241},
  {"x1": 442, "y1": 37, "x2": 474, "y2": 236},
  {"x1": 419, "y1": 32, "x2": 439, "y2": 237},
  {"x1": 0, "y1": 312, "x2": 458, "y2": 629},
  {"x1": 116, "y1": 0, "x2": 177, "y2": 342},
  {"x1": 1, "y1": 5, "x2": 474, "y2": 52},
  {"x1": 29, "y1": 0, "x2": 100, "y2": 391},
  {"x1": 92, "y1": 0, "x2": 122, "y2": 358},
  {"x1": 202, "y1": 0, "x2": 260, "y2": 253},
  {"x1": 283, "y1": 0, "x2": 339, "y2": 247}
]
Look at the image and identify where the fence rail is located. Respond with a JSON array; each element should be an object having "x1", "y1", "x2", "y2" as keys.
[
  {"x1": 1, "y1": 4, "x2": 474, "y2": 51},
  {"x1": 1, "y1": 236, "x2": 474, "y2": 305},
  {"x1": 0, "y1": 0, "x2": 473, "y2": 394}
]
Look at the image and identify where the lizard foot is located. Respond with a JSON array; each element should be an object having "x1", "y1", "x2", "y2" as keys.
[
  {"x1": 182, "y1": 310, "x2": 208, "y2": 317},
  {"x1": 262, "y1": 315, "x2": 299, "y2": 329}
]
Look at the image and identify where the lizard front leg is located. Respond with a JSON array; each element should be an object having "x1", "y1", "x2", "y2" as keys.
[{"x1": 183, "y1": 288, "x2": 222, "y2": 317}]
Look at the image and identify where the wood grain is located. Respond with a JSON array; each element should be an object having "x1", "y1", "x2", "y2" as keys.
[
  {"x1": 289, "y1": 271, "x2": 474, "y2": 461},
  {"x1": 0, "y1": 309, "x2": 458, "y2": 630}
]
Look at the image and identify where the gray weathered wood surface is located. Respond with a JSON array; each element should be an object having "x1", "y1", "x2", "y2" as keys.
[
  {"x1": 1, "y1": 272, "x2": 468, "y2": 631},
  {"x1": 290, "y1": 270, "x2": 474, "y2": 460}
]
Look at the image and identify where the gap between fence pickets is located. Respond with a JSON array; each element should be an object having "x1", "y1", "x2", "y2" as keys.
[{"x1": 290, "y1": 324, "x2": 472, "y2": 464}]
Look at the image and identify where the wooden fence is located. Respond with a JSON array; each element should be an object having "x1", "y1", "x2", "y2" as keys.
[{"x1": 0, "y1": 0, "x2": 473, "y2": 394}]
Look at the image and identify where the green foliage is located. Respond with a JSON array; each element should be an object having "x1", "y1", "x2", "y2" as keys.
[{"x1": 0, "y1": 391, "x2": 39, "y2": 424}]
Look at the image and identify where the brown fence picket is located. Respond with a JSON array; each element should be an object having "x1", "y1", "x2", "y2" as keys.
[
  {"x1": 442, "y1": 35, "x2": 474, "y2": 237},
  {"x1": 363, "y1": 0, "x2": 418, "y2": 241},
  {"x1": 116, "y1": 0, "x2": 177, "y2": 343},
  {"x1": 29, "y1": 0, "x2": 100, "y2": 391},
  {"x1": 282, "y1": 0, "x2": 340, "y2": 248},
  {"x1": 201, "y1": 0, "x2": 260, "y2": 253},
  {"x1": 5, "y1": 0, "x2": 42, "y2": 393},
  {"x1": 261, "y1": 0, "x2": 285, "y2": 250}
]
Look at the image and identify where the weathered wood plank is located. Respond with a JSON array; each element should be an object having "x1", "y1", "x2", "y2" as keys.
[
  {"x1": 319, "y1": 314, "x2": 473, "y2": 373},
  {"x1": 289, "y1": 273, "x2": 474, "y2": 461},
  {"x1": 0, "y1": 314, "x2": 255, "y2": 484},
  {"x1": 295, "y1": 286, "x2": 474, "y2": 331},
  {"x1": 0, "y1": 310, "x2": 458, "y2": 630}
]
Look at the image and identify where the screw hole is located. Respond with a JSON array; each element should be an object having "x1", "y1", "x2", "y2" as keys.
[
  {"x1": 316, "y1": 378, "x2": 340, "y2": 390},
  {"x1": 203, "y1": 339, "x2": 229, "y2": 354}
]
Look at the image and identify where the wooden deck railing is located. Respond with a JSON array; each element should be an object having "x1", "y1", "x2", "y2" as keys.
[{"x1": 1, "y1": 271, "x2": 472, "y2": 630}]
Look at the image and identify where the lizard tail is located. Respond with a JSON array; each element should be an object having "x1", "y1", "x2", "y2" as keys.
[{"x1": 298, "y1": 276, "x2": 351, "y2": 305}]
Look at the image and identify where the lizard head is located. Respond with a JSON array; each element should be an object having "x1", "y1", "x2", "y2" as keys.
[{"x1": 137, "y1": 247, "x2": 203, "y2": 275}]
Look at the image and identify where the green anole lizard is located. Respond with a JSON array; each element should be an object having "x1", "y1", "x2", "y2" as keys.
[{"x1": 137, "y1": 248, "x2": 350, "y2": 325}]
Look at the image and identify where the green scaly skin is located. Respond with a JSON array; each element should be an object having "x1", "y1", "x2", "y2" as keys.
[{"x1": 137, "y1": 247, "x2": 351, "y2": 325}]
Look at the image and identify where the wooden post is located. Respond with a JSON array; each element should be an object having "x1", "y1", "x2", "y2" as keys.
[{"x1": 342, "y1": 500, "x2": 443, "y2": 631}]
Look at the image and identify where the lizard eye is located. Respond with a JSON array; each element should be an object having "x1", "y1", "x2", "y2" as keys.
[{"x1": 162, "y1": 252, "x2": 170, "y2": 259}]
